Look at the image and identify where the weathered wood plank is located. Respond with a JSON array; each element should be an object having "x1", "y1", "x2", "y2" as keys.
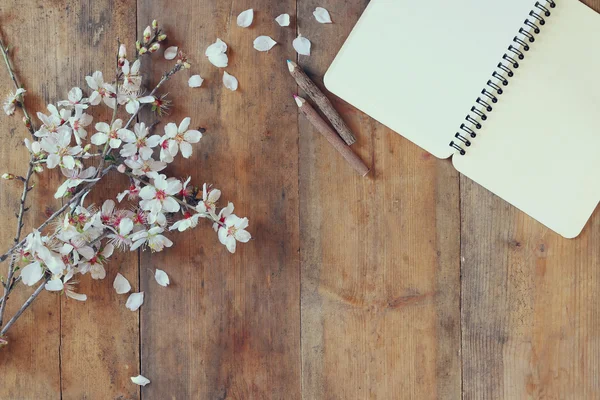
[
  {"x1": 44, "y1": 2, "x2": 140, "y2": 399},
  {"x1": 137, "y1": 0, "x2": 301, "y2": 398},
  {"x1": 0, "y1": 1, "x2": 139, "y2": 399},
  {"x1": 460, "y1": 2, "x2": 600, "y2": 398},
  {"x1": 0, "y1": 1, "x2": 68, "y2": 398},
  {"x1": 297, "y1": 1, "x2": 462, "y2": 399}
]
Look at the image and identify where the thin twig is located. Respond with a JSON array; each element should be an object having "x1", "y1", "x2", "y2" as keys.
[
  {"x1": 0, "y1": 32, "x2": 40, "y2": 328},
  {"x1": 0, "y1": 276, "x2": 49, "y2": 336},
  {"x1": 0, "y1": 33, "x2": 35, "y2": 135},
  {"x1": 0, "y1": 159, "x2": 35, "y2": 327}
]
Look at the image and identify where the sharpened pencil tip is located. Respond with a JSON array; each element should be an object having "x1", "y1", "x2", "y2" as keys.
[{"x1": 293, "y1": 95, "x2": 304, "y2": 107}]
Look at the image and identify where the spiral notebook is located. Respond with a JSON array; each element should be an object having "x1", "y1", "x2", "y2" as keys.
[{"x1": 324, "y1": 0, "x2": 600, "y2": 238}]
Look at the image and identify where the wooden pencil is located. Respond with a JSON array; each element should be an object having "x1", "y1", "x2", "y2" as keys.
[
  {"x1": 287, "y1": 60, "x2": 357, "y2": 146},
  {"x1": 294, "y1": 95, "x2": 369, "y2": 177}
]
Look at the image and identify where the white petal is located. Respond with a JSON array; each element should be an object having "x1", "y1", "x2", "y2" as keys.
[
  {"x1": 237, "y1": 9, "x2": 254, "y2": 28},
  {"x1": 164, "y1": 46, "x2": 178, "y2": 60},
  {"x1": 179, "y1": 141, "x2": 193, "y2": 158},
  {"x1": 126, "y1": 292, "x2": 144, "y2": 311},
  {"x1": 130, "y1": 375, "x2": 150, "y2": 386},
  {"x1": 205, "y1": 38, "x2": 227, "y2": 57},
  {"x1": 208, "y1": 53, "x2": 228, "y2": 68},
  {"x1": 253, "y1": 36, "x2": 277, "y2": 52},
  {"x1": 113, "y1": 273, "x2": 132, "y2": 294},
  {"x1": 275, "y1": 13, "x2": 290, "y2": 27},
  {"x1": 313, "y1": 7, "x2": 333, "y2": 23},
  {"x1": 21, "y1": 262, "x2": 44, "y2": 286},
  {"x1": 45, "y1": 277, "x2": 64, "y2": 291},
  {"x1": 154, "y1": 269, "x2": 170, "y2": 287},
  {"x1": 188, "y1": 75, "x2": 204, "y2": 88},
  {"x1": 223, "y1": 72, "x2": 238, "y2": 91},
  {"x1": 293, "y1": 35, "x2": 311, "y2": 56}
]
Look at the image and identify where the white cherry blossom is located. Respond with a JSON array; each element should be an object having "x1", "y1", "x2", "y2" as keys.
[
  {"x1": 68, "y1": 107, "x2": 93, "y2": 144},
  {"x1": 54, "y1": 166, "x2": 98, "y2": 198},
  {"x1": 120, "y1": 122, "x2": 161, "y2": 160},
  {"x1": 57, "y1": 87, "x2": 88, "y2": 109},
  {"x1": 122, "y1": 59, "x2": 142, "y2": 92},
  {"x1": 218, "y1": 214, "x2": 251, "y2": 253},
  {"x1": 139, "y1": 175, "x2": 182, "y2": 215},
  {"x1": 91, "y1": 119, "x2": 133, "y2": 149},
  {"x1": 3, "y1": 88, "x2": 26, "y2": 115},
  {"x1": 40, "y1": 130, "x2": 82, "y2": 169},
  {"x1": 162, "y1": 117, "x2": 202, "y2": 159},
  {"x1": 85, "y1": 71, "x2": 116, "y2": 108},
  {"x1": 131, "y1": 226, "x2": 173, "y2": 252}
]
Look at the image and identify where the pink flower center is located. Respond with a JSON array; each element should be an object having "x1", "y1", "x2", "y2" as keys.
[
  {"x1": 155, "y1": 190, "x2": 166, "y2": 201},
  {"x1": 109, "y1": 130, "x2": 118, "y2": 139},
  {"x1": 161, "y1": 141, "x2": 169, "y2": 150}
]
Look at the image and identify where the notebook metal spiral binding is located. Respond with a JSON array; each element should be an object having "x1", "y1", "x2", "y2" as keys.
[{"x1": 449, "y1": 0, "x2": 556, "y2": 155}]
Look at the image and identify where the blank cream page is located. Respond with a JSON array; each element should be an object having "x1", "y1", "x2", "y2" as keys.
[
  {"x1": 324, "y1": 0, "x2": 534, "y2": 159},
  {"x1": 453, "y1": 0, "x2": 600, "y2": 238}
]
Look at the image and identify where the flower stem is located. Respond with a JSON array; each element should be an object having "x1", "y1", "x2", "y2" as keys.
[
  {"x1": 0, "y1": 32, "x2": 36, "y2": 135},
  {"x1": 0, "y1": 276, "x2": 49, "y2": 336},
  {"x1": 0, "y1": 158, "x2": 35, "y2": 328}
]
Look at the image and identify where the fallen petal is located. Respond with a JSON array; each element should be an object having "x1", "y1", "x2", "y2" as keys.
[
  {"x1": 313, "y1": 7, "x2": 332, "y2": 23},
  {"x1": 155, "y1": 269, "x2": 170, "y2": 287},
  {"x1": 188, "y1": 75, "x2": 204, "y2": 88},
  {"x1": 208, "y1": 52, "x2": 228, "y2": 68},
  {"x1": 293, "y1": 34, "x2": 311, "y2": 56},
  {"x1": 131, "y1": 375, "x2": 150, "y2": 386},
  {"x1": 126, "y1": 292, "x2": 144, "y2": 311},
  {"x1": 113, "y1": 273, "x2": 131, "y2": 294},
  {"x1": 164, "y1": 46, "x2": 178, "y2": 60},
  {"x1": 223, "y1": 71, "x2": 238, "y2": 91},
  {"x1": 275, "y1": 13, "x2": 290, "y2": 27},
  {"x1": 205, "y1": 38, "x2": 227, "y2": 57},
  {"x1": 253, "y1": 36, "x2": 277, "y2": 52},
  {"x1": 237, "y1": 9, "x2": 254, "y2": 28}
]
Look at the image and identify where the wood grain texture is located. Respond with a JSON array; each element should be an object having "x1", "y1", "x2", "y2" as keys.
[
  {"x1": 2, "y1": 0, "x2": 600, "y2": 399},
  {"x1": 297, "y1": 1, "x2": 462, "y2": 399},
  {"x1": 460, "y1": 1, "x2": 600, "y2": 398},
  {"x1": 137, "y1": 0, "x2": 301, "y2": 398},
  {"x1": 54, "y1": 2, "x2": 140, "y2": 399},
  {"x1": 0, "y1": 1, "x2": 66, "y2": 398}
]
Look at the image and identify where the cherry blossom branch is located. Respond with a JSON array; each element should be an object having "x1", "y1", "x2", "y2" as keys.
[
  {"x1": 124, "y1": 63, "x2": 185, "y2": 130},
  {"x1": 0, "y1": 32, "x2": 41, "y2": 328},
  {"x1": 0, "y1": 32, "x2": 35, "y2": 135},
  {"x1": 121, "y1": 169, "x2": 223, "y2": 227},
  {"x1": 0, "y1": 160, "x2": 35, "y2": 327},
  {"x1": 95, "y1": 39, "x2": 122, "y2": 180},
  {"x1": 0, "y1": 164, "x2": 116, "y2": 263},
  {"x1": 0, "y1": 275, "x2": 49, "y2": 336}
]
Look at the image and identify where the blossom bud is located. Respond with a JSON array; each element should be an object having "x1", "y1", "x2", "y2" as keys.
[
  {"x1": 152, "y1": 20, "x2": 158, "y2": 29},
  {"x1": 157, "y1": 33, "x2": 167, "y2": 42},
  {"x1": 143, "y1": 26, "x2": 152, "y2": 43},
  {"x1": 33, "y1": 165, "x2": 43, "y2": 173},
  {"x1": 1, "y1": 173, "x2": 15, "y2": 180},
  {"x1": 0, "y1": 336, "x2": 7, "y2": 347},
  {"x1": 138, "y1": 47, "x2": 148, "y2": 55},
  {"x1": 135, "y1": 40, "x2": 141, "y2": 51},
  {"x1": 83, "y1": 144, "x2": 91, "y2": 153},
  {"x1": 149, "y1": 42, "x2": 160, "y2": 53},
  {"x1": 117, "y1": 164, "x2": 126, "y2": 173},
  {"x1": 74, "y1": 159, "x2": 83, "y2": 169},
  {"x1": 183, "y1": 61, "x2": 191, "y2": 69},
  {"x1": 22, "y1": 116, "x2": 31, "y2": 129}
]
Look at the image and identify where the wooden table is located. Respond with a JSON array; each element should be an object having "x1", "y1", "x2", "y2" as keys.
[{"x1": 0, "y1": 0, "x2": 599, "y2": 399}]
